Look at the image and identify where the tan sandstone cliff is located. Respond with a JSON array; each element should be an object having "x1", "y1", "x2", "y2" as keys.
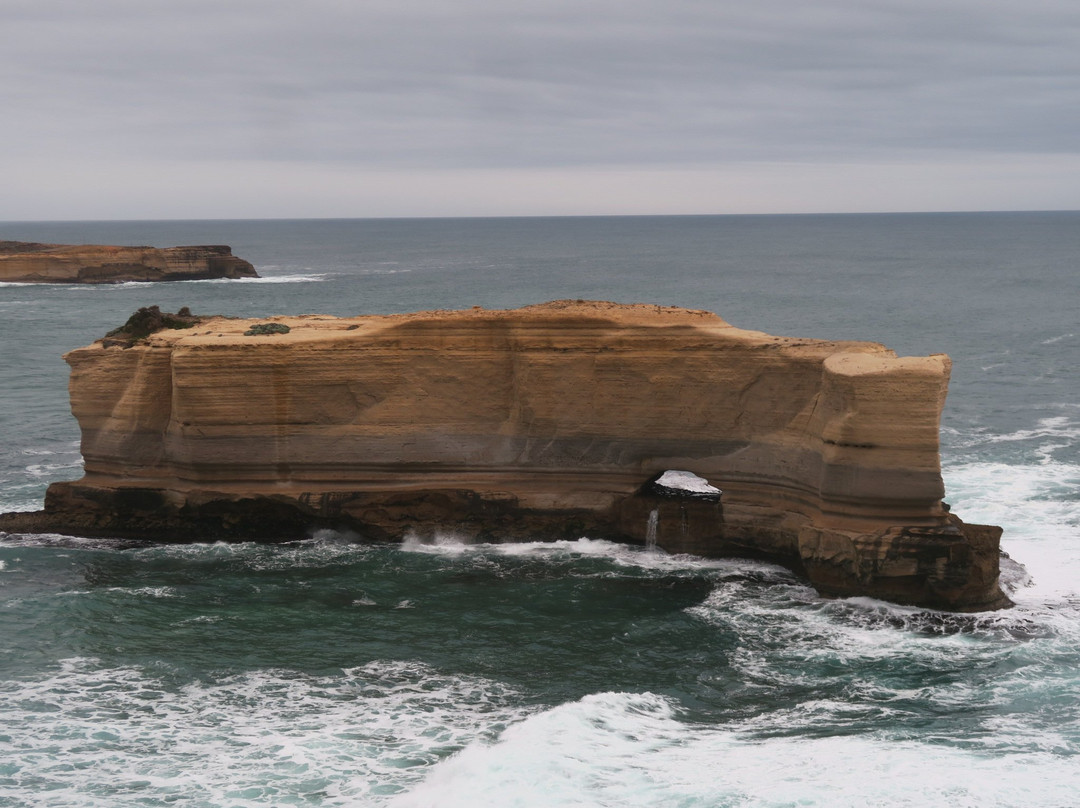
[
  {"x1": 0, "y1": 241, "x2": 258, "y2": 283},
  {"x1": 0, "y1": 301, "x2": 1007, "y2": 610}
]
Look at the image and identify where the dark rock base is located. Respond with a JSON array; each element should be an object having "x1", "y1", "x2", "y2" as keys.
[{"x1": 0, "y1": 480, "x2": 1011, "y2": 612}]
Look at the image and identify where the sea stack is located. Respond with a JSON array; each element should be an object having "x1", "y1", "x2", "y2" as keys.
[
  {"x1": 0, "y1": 241, "x2": 258, "y2": 283},
  {"x1": 0, "y1": 301, "x2": 1008, "y2": 611}
]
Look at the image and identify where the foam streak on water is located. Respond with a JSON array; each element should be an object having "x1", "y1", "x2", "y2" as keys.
[
  {"x1": 2, "y1": 214, "x2": 1080, "y2": 805},
  {"x1": 396, "y1": 692, "x2": 1080, "y2": 808},
  {"x1": 0, "y1": 658, "x2": 525, "y2": 807}
]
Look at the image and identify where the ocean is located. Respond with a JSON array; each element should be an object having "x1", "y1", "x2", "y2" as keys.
[{"x1": 0, "y1": 213, "x2": 1077, "y2": 806}]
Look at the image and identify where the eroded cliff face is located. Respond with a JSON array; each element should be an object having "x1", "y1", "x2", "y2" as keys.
[
  {"x1": 5, "y1": 301, "x2": 1007, "y2": 610},
  {"x1": 0, "y1": 241, "x2": 258, "y2": 283}
]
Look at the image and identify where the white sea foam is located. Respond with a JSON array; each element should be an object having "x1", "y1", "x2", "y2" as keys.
[
  {"x1": 398, "y1": 534, "x2": 790, "y2": 576},
  {"x1": 0, "y1": 532, "x2": 134, "y2": 549},
  {"x1": 943, "y1": 458, "x2": 1080, "y2": 605},
  {"x1": 394, "y1": 690, "x2": 1080, "y2": 807},
  {"x1": 119, "y1": 537, "x2": 376, "y2": 571},
  {"x1": 0, "y1": 494, "x2": 49, "y2": 514},
  {"x1": 83, "y1": 273, "x2": 330, "y2": 287},
  {"x1": 948, "y1": 415, "x2": 1080, "y2": 454},
  {"x1": 0, "y1": 658, "x2": 526, "y2": 807},
  {"x1": 987, "y1": 416, "x2": 1080, "y2": 447},
  {"x1": 24, "y1": 460, "x2": 83, "y2": 478},
  {"x1": 400, "y1": 529, "x2": 477, "y2": 551},
  {"x1": 217, "y1": 273, "x2": 329, "y2": 284},
  {"x1": 106, "y1": 586, "x2": 177, "y2": 599},
  {"x1": 20, "y1": 446, "x2": 79, "y2": 456}
]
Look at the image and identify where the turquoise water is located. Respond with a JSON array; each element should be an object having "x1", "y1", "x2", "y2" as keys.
[{"x1": 1, "y1": 214, "x2": 1078, "y2": 806}]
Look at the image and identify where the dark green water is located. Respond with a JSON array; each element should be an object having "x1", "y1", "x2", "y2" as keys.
[{"x1": 1, "y1": 214, "x2": 1078, "y2": 806}]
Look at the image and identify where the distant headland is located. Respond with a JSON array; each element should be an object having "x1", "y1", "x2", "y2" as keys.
[
  {"x1": 0, "y1": 300, "x2": 1009, "y2": 611},
  {"x1": 0, "y1": 241, "x2": 257, "y2": 283}
]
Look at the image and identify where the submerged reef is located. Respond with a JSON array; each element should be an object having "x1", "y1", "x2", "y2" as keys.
[
  {"x1": 0, "y1": 241, "x2": 257, "y2": 283},
  {"x1": 0, "y1": 301, "x2": 1009, "y2": 611}
]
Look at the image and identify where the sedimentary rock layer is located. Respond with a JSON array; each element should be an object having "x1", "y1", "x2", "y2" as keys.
[
  {"x1": 0, "y1": 301, "x2": 1007, "y2": 610},
  {"x1": 0, "y1": 241, "x2": 257, "y2": 283}
]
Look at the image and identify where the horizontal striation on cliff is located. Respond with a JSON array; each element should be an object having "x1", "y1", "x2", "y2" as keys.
[
  {"x1": 2, "y1": 301, "x2": 1008, "y2": 610},
  {"x1": 0, "y1": 241, "x2": 258, "y2": 283}
]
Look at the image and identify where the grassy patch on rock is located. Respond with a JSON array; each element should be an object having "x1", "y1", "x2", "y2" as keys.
[{"x1": 243, "y1": 322, "x2": 291, "y2": 336}]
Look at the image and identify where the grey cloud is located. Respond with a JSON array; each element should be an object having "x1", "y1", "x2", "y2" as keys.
[{"x1": 3, "y1": 0, "x2": 1080, "y2": 171}]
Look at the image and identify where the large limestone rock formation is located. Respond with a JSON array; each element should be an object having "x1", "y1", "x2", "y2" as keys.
[
  {"x1": 0, "y1": 301, "x2": 1007, "y2": 610},
  {"x1": 0, "y1": 241, "x2": 258, "y2": 283}
]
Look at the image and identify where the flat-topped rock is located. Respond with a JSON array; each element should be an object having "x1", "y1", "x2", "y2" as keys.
[
  {"x1": 0, "y1": 241, "x2": 257, "y2": 283},
  {"x1": 0, "y1": 301, "x2": 1008, "y2": 610}
]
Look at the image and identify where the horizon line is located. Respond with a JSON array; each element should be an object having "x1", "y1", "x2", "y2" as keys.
[{"x1": 3, "y1": 208, "x2": 1079, "y2": 225}]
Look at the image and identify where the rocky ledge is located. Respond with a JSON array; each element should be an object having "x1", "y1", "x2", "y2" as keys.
[
  {"x1": 0, "y1": 301, "x2": 1009, "y2": 611},
  {"x1": 0, "y1": 241, "x2": 258, "y2": 283}
]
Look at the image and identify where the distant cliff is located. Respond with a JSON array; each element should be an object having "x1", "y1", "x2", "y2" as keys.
[
  {"x1": 0, "y1": 300, "x2": 1008, "y2": 611},
  {"x1": 0, "y1": 241, "x2": 258, "y2": 283}
]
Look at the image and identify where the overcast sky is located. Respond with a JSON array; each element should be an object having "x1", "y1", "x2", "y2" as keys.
[{"x1": 3, "y1": 0, "x2": 1080, "y2": 219}]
